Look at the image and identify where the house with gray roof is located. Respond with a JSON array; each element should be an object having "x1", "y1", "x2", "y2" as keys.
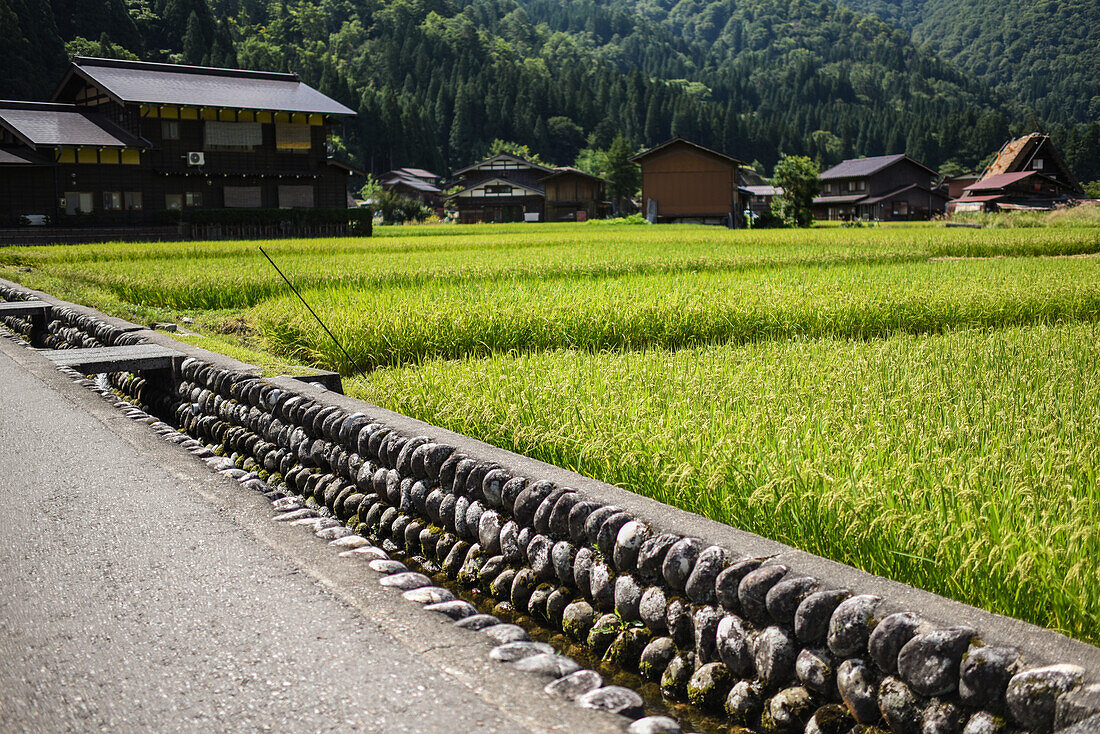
[
  {"x1": 0, "y1": 56, "x2": 359, "y2": 233},
  {"x1": 812, "y1": 154, "x2": 946, "y2": 221}
]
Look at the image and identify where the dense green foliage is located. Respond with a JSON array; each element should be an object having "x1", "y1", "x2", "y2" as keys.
[
  {"x1": 770, "y1": 154, "x2": 818, "y2": 227},
  {"x1": 3, "y1": 222, "x2": 1100, "y2": 643},
  {"x1": 5, "y1": 0, "x2": 1098, "y2": 182},
  {"x1": 838, "y1": 0, "x2": 1100, "y2": 126}
]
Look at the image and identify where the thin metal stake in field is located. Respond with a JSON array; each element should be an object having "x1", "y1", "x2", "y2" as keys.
[{"x1": 258, "y1": 246, "x2": 367, "y2": 379}]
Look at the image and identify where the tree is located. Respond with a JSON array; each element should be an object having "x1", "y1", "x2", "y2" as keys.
[
  {"x1": 771, "y1": 155, "x2": 819, "y2": 227},
  {"x1": 605, "y1": 135, "x2": 640, "y2": 215},
  {"x1": 487, "y1": 139, "x2": 548, "y2": 166},
  {"x1": 1083, "y1": 180, "x2": 1100, "y2": 199}
]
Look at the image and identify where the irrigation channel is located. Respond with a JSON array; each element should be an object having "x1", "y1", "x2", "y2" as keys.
[{"x1": 2, "y1": 279, "x2": 1099, "y2": 734}]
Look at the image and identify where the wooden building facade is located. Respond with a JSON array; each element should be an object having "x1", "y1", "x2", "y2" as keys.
[
  {"x1": 0, "y1": 56, "x2": 357, "y2": 229},
  {"x1": 949, "y1": 134, "x2": 1085, "y2": 213},
  {"x1": 542, "y1": 167, "x2": 609, "y2": 222},
  {"x1": 380, "y1": 168, "x2": 443, "y2": 210},
  {"x1": 446, "y1": 153, "x2": 552, "y2": 223},
  {"x1": 813, "y1": 154, "x2": 946, "y2": 221},
  {"x1": 630, "y1": 137, "x2": 744, "y2": 226}
]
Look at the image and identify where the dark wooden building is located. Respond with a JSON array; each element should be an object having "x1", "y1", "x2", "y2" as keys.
[
  {"x1": 631, "y1": 138, "x2": 744, "y2": 226},
  {"x1": 813, "y1": 154, "x2": 946, "y2": 221},
  {"x1": 446, "y1": 153, "x2": 552, "y2": 223},
  {"x1": 949, "y1": 134, "x2": 1085, "y2": 213},
  {"x1": 380, "y1": 168, "x2": 443, "y2": 210},
  {"x1": 0, "y1": 56, "x2": 356, "y2": 229},
  {"x1": 542, "y1": 167, "x2": 609, "y2": 222}
]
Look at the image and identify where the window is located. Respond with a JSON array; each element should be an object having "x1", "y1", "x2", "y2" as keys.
[
  {"x1": 278, "y1": 185, "x2": 314, "y2": 208},
  {"x1": 1031, "y1": 159, "x2": 1044, "y2": 170},
  {"x1": 204, "y1": 121, "x2": 262, "y2": 151},
  {"x1": 185, "y1": 191, "x2": 202, "y2": 207},
  {"x1": 103, "y1": 191, "x2": 122, "y2": 210},
  {"x1": 162, "y1": 120, "x2": 180, "y2": 140},
  {"x1": 165, "y1": 194, "x2": 183, "y2": 210},
  {"x1": 223, "y1": 186, "x2": 262, "y2": 208},
  {"x1": 893, "y1": 201, "x2": 909, "y2": 216},
  {"x1": 64, "y1": 192, "x2": 93, "y2": 215},
  {"x1": 275, "y1": 123, "x2": 312, "y2": 152},
  {"x1": 485, "y1": 184, "x2": 513, "y2": 195},
  {"x1": 124, "y1": 191, "x2": 143, "y2": 210}
]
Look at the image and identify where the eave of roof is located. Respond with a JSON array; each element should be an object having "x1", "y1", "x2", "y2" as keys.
[
  {"x1": 445, "y1": 177, "x2": 545, "y2": 199},
  {"x1": 383, "y1": 176, "x2": 441, "y2": 193},
  {"x1": 0, "y1": 147, "x2": 51, "y2": 165},
  {"x1": 56, "y1": 57, "x2": 354, "y2": 116},
  {"x1": 629, "y1": 136, "x2": 744, "y2": 166},
  {"x1": 452, "y1": 153, "x2": 554, "y2": 177},
  {"x1": 0, "y1": 100, "x2": 148, "y2": 149},
  {"x1": 812, "y1": 194, "x2": 867, "y2": 205},
  {"x1": 952, "y1": 194, "x2": 1005, "y2": 203},
  {"x1": 861, "y1": 183, "x2": 945, "y2": 205},
  {"x1": 744, "y1": 185, "x2": 782, "y2": 196},
  {"x1": 540, "y1": 166, "x2": 608, "y2": 183},
  {"x1": 327, "y1": 157, "x2": 365, "y2": 176}
]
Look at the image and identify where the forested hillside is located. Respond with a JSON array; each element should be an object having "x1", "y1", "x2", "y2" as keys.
[
  {"x1": 1, "y1": 0, "x2": 1097, "y2": 182},
  {"x1": 838, "y1": 0, "x2": 1100, "y2": 126}
]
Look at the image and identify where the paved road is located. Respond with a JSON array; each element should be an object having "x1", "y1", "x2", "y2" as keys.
[{"x1": 0, "y1": 336, "x2": 623, "y2": 734}]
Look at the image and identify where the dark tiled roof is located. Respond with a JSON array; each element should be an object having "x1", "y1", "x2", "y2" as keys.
[
  {"x1": 964, "y1": 171, "x2": 1038, "y2": 191},
  {"x1": 819, "y1": 154, "x2": 937, "y2": 180},
  {"x1": 383, "y1": 176, "x2": 441, "y2": 193},
  {"x1": 744, "y1": 185, "x2": 782, "y2": 197},
  {"x1": 64, "y1": 57, "x2": 354, "y2": 116},
  {"x1": 0, "y1": 101, "x2": 146, "y2": 148},
  {"x1": 630, "y1": 136, "x2": 744, "y2": 166},
  {"x1": 395, "y1": 167, "x2": 439, "y2": 180},
  {"x1": 819, "y1": 154, "x2": 904, "y2": 179},
  {"x1": 452, "y1": 153, "x2": 554, "y2": 176}
]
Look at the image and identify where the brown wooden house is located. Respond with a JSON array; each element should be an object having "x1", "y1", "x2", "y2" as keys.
[
  {"x1": 0, "y1": 56, "x2": 357, "y2": 230},
  {"x1": 446, "y1": 153, "x2": 553, "y2": 223},
  {"x1": 630, "y1": 137, "x2": 744, "y2": 226},
  {"x1": 813, "y1": 154, "x2": 946, "y2": 221},
  {"x1": 949, "y1": 134, "x2": 1085, "y2": 213},
  {"x1": 541, "y1": 167, "x2": 609, "y2": 221},
  {"x1": 381, "y1": 168, "x2": 443, "y2": 209}
]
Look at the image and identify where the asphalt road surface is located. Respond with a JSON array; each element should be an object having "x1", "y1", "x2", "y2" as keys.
[{"x1": 0, "y1": 336, "x2": 624, "y2": 734}]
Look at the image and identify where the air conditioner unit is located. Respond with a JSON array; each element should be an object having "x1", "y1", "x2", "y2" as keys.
[{"x1": 187, "y1": 151, "x2": 205, "y2": 166}]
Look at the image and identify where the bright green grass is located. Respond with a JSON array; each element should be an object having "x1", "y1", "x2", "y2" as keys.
[
  {"x1": 2, "y1": 223, "x2": 1097, "y2": 311},
  {"x1": 350, "y1": 323, "x2": 1100, "y2": 643}
]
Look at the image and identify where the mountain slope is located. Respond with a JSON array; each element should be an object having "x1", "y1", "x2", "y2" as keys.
[
  {"x1": 3, "y1": 0, "x2": 1098, "y2": 182},
  {"x1": 837, "y1": 0, "x2": 1100, "y2": 125}
]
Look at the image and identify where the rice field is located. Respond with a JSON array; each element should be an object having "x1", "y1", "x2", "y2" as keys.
[{"x1": 2, "y1": 222, "x2": 1098, "y2": 642}]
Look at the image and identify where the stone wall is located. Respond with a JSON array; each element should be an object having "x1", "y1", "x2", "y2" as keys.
[{"x1": 2, "y1": 280, "x2": 1099, "y2": 734}]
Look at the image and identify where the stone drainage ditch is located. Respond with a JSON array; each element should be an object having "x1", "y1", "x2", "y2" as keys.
[{"x1": 2, "y1": 280, "x2": 1100, "y2": 734}]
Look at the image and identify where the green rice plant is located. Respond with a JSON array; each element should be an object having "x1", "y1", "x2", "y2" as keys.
[
  {"x1": 250, "y1": 256, "x2": 1100, "y2": 372},
  {"x1": 3, "y1": 224, "x2": 1097, "y2": 311},
  {"x1": 349, "y1": 322, "x2": 1100, "y2": 643}
]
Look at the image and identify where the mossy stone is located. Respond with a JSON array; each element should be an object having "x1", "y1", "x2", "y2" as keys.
[
  {"x1": 604, "y1": 627, "x2": 653, "y2": 671},
  {"x1": 687, "y1": 662, "x2": 734, "y2": 711}
]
